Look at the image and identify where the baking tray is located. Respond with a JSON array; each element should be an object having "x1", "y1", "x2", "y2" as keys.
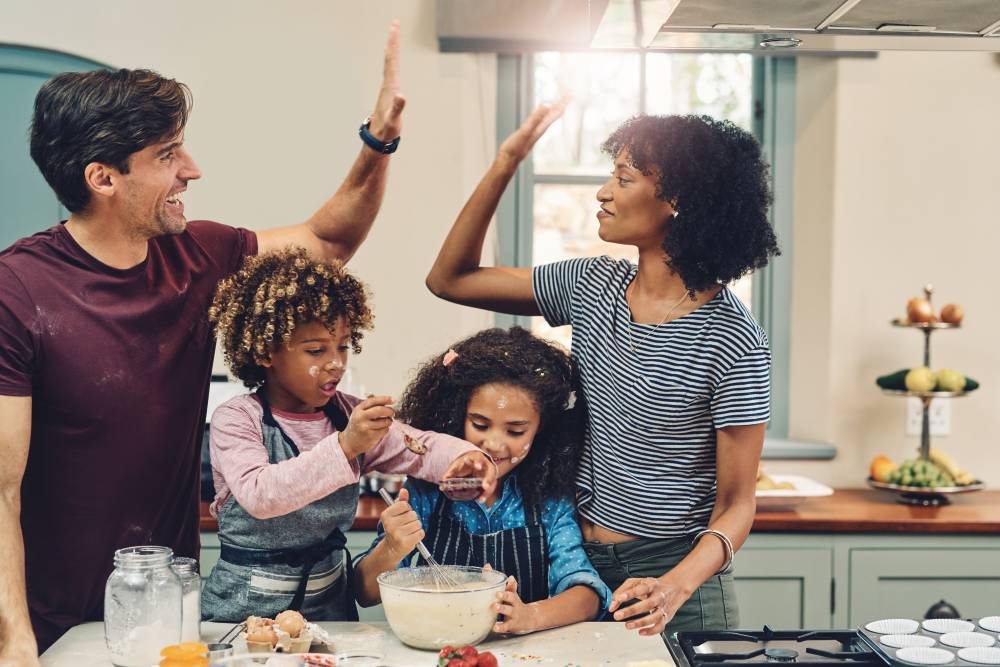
[{"x1": 859, "y1": 617, "x2": 1000, "y2": 666}]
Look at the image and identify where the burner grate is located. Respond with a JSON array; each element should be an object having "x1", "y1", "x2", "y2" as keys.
[{"x1": 667, "y1": 626, "x2": 889, "y2": 667}]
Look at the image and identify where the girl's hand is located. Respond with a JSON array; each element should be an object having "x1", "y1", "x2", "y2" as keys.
[
  {"x1": 341, "y1": 395, "x2": 394, "y2": 459},
  {"x1": 442, "y1": 450, "x2": 497, "y2": 502},
  {"x1": 493, "y1": 575, "x2": 539, "y2": 635},
  {"x1": 497, "y1": 101, "x2": 568, "y2": 166},
  {"x1": 609, "y1": 576, "x2": 691, "y2": 636},
  {"x1": 380, "y1": 488, "x2": 424, "y2": 561}
]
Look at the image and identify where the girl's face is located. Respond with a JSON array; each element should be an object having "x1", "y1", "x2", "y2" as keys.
[
  {"x1": 595, "y1": 148, "x2": 677, "y2": 250},
  {"x1": 262, "y1": 317, "x2": 351, "y2": 413},
  {"x1": 464, "y1": 383, "x2": 541, "y2": 480}
]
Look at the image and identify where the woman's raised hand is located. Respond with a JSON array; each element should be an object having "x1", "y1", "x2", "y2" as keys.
[{"x1": 498, "y1": 100, "x2": 568, "y2": 165}]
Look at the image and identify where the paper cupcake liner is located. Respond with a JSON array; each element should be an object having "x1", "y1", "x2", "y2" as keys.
[
  {"x1": 880, "y1": 634, "x2": 937, "y2": 649},
  {"x1": 867, "y1": 618, "x2": 920, "y2": 635},
  {"x1": 923, "y1": 619, "x2": 975, "y2": 634},
  {"x1": 895, "y1": 647, "x2": 956, "y2": 665},
  {"x1": 939, "y1": 632, "x2": 995, "y2": 649}
]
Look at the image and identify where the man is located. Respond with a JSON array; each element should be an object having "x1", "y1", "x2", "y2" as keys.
[{"x1": 0, "y1": 22, "x2": 406, "y2": 664}]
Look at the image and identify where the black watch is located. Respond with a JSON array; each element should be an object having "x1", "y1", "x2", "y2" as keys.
[{"x1": 358, "y1": 116, "x2": 400, "y2": 154}]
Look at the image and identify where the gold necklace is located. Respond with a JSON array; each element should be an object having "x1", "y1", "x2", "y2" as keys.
[{"x1": 627, "y1": 289, "x2": 690, "y2": 353}]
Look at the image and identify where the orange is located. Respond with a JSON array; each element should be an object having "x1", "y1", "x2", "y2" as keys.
[{"x1": 869, "y1": 455, "x2": 897, "y2": 482}]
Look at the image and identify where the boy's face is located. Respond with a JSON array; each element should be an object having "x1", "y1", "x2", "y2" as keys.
[
  {"x1": 262, "y1": 317, "x2": 352, "y2": 413},
  {"x1": 464, "y1": 383, "x2": 541, "y2": 481}
]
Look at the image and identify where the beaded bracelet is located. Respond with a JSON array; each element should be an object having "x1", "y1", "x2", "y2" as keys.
[{"x1": 693, "y1": 528, "x2": 735, "y2": 576}]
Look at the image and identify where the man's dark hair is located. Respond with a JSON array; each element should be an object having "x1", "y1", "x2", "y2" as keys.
[
  {"x1": 29, "y1": 68, "x2": 192, "y2": 214},
  {"x1": 603, "y1": 114, "x2": 780, "y2": 294}
]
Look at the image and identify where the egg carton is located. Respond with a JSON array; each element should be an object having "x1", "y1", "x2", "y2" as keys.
[{"x1": 859, "y1": 617, "x2": 1000, "y2": 666}]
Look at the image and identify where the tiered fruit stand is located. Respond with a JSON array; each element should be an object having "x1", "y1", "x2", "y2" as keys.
[{"x1": 868, "y1": 286, "x2": 983, "y2": 506}]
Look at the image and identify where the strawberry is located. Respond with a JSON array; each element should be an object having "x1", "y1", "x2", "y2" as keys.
[{"x1": 477, "y1": 651, "x2": 498, "y2": 667}]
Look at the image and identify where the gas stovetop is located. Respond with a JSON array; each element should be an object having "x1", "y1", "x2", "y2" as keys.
[{"x1": 665, "y1": 627, "x2": 887, "y2": 667}]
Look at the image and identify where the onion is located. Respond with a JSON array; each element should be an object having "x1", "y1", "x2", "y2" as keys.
[
  {"x1": 906, "y1": 298, "x2": 935, "y2": 323},
  {"x1": 940, "y1": 303, "x2": 964, "y2": 325}
]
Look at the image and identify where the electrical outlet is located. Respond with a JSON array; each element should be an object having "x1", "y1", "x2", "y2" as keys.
[{"x1": 906, "y1": 397, "x2": 951, "y2": 436}]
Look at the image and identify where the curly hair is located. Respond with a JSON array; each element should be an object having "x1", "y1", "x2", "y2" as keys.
[
  {"x1": 397, "y1": 327, "x2": 584, "y2": 509},
  {"x1": 208, "y1": 247, "x2": 373, "y2": 388},
  {"x1": 602, "y1": 114, "x2": 780, "y2": 294}
]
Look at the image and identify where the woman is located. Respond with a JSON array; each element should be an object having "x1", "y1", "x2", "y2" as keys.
[{"x1": 425, "y1": 105, "x2": 779, "y2": 635}]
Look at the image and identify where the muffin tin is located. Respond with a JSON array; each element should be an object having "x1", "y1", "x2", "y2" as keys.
[{"x1": 860, "y1": 617, "x2": 1000, "y2": 666}]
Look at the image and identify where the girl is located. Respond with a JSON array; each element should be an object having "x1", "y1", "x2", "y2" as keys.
[
  {"x1": 201, "y1": 248, "x2": 495, "y2": 622},
  {"x1": 423, "y1": 108, "x2": 779, "y2": 635},
  {"x1": 353, "y1": 327, "x2": 612, "y2": 635}
]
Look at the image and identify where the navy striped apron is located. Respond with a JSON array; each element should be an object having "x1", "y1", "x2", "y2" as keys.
[{"x1": 417, "y1": 488, "x2": 549, "y2": 604}]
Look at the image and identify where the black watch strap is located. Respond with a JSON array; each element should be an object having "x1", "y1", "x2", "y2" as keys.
[{"x1": 359, "y1": 117, "x2": 400, "y2": 154}]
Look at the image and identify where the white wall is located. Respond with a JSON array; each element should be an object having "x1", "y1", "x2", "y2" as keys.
[
  {"x1": 774, "y1": 51, "x2": 1000, "y2": 489},
  {"x1": 0, "y1": 0, "x2": 498, "y2": 397},
  {"x1": 6, "y1": 5, "x2": 998, "y2": 489}
]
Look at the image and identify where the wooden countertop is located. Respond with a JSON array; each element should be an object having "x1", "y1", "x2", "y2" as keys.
[
  {"x1": 752, "y1": 489, "x2": 1000, "y2": 534},
  {"x1": 200, "y1": 489, "x2": 1000, "y2": 534},
  {"x1": 200, "y1": 496, "x2": 386, "y2": 532}
]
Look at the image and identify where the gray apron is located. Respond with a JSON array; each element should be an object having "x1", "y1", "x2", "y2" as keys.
[{"x1": 202, "y1": 391, "x2": 360, "y2": 622}]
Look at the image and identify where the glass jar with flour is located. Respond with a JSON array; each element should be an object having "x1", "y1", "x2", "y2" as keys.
[{"x1": 104, "y1": 546, "x2": 182, "y2": 667}]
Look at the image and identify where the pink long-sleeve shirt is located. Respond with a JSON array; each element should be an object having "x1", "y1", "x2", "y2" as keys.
[{"x1": 209, "y1": 392, "x2": 478, "y2": 519}]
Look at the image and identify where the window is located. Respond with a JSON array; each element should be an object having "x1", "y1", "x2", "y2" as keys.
[{"x1": 496, "y1": 52, "x2": 794, "y2": 438}]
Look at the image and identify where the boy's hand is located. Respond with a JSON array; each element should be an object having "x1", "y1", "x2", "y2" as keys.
[
  {"x1": 493, "y1": 575, "x2": 539, "y2": 635},
  {"x1": 341, "y1": 395, "x2": 394, "y2": 459},
  {"x1": 380, "y1": 488, "x2": 424, "y2": 561},
  {"x1": 442, "y1": 450, "x2": 497, "y2": 502}
]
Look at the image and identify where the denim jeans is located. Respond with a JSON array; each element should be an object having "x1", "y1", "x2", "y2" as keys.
[{"x1": 584, "y1": 535, "x2": 739, "y2": 633}]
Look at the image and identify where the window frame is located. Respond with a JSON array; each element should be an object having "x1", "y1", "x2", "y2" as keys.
[{"x1": 495, "y1": 51, "x2": 803, "y2": 446}]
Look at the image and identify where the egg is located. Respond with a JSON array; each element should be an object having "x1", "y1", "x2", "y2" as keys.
[{"x1": 275, "y1": 610, "x2": 306, "y2": 638}]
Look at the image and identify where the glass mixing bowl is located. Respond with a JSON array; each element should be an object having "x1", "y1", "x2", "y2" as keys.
[{"x1": 377, "y1": 565, "x2": 507, "y2": 649}]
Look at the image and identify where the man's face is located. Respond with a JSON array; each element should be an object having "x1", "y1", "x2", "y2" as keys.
[{"x1": 116, "y1": 132, "x2": 202, "y2": 238}]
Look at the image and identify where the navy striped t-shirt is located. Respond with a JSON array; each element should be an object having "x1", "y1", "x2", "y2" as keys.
[{"x1": 532, "y1": 256, "x2": 771, "y2": 539}]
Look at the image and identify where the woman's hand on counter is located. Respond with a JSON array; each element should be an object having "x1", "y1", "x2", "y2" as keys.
[{"x1": 609, "y1": 574, "x2": 692, "y2": 636}]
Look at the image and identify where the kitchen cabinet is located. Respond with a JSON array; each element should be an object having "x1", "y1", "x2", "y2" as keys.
[
  {"x1": 734, "y1": 535, "x2": 834, "y2": 629},
  {"x1": 843, "y1": 535, "x2": 1000, "y2": 625},
  {"x1": 736, "y1": 532, "x2": 1000, "y2": 630}
]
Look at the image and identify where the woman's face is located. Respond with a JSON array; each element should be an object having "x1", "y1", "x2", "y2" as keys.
[
  {"x1": 596, "y1": 148, "x2": 677, "y2": 250},
  {"x1": 262, "y1": 317, "x2": 351, "y2": 412},
  {"x1": 464, "y1": 383, "x2": 541, "y2": 480}
]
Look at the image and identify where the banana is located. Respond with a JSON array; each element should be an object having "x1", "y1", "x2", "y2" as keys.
[{"x1": 928, "y1": 448, "x2": 973, "y2": 485}]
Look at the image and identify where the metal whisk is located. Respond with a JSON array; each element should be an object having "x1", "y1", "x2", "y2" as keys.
[{"x1": 377, "y1": 488, "x2": 460, "y2": 588}]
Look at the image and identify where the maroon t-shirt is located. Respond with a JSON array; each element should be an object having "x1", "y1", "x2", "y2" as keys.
[{"x1": 0, "y1": 221, "x2": 257, "y2": 651}]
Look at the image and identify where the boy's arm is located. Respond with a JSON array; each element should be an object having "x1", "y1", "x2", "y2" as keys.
[{"x1": 211, "y1": 402, "x2": 360, "y2": 519}]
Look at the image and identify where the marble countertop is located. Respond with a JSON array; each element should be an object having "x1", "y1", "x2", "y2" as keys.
[{"x1": 41, "y1": 621, "x2": 672, "y2": 667}]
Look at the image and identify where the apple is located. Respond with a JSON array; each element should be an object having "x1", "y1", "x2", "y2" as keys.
[
  {"x1": 935, "y1": 368, "x2": 966, "y2": 393},
  {"x1": 905, "y1": 367, "x2": 936, "y2": 393},
  {"x1": 940, "y1": 303, "x2": 964, "y2": 325}
]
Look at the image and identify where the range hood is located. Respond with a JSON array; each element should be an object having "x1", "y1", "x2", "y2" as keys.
[
  {"x1": 596, "y1": 0, "x2": 1000, "y2": 54},
  {"x1": 437, "y1": 0, "x2": 1000, "y2": 54}
]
